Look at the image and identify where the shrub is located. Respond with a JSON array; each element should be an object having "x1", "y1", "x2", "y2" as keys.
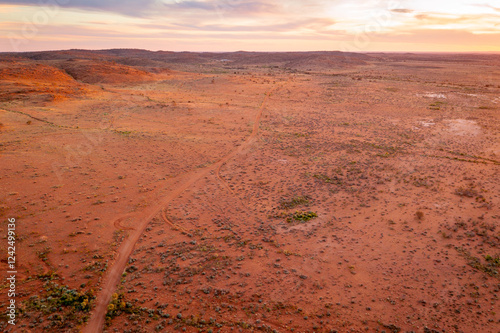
[
  {"x1": 454, "y1": 187, "x2": 478, "y2": 198},
  {"x1": 106, "y1": 292, "x2": 141, "y2": 320},
  {"x1": 23, "y1": 281, "x2": 95, "y2": 328},
  {"x1": 287, "y1": 211, "x2": 318, "y2": 223}
]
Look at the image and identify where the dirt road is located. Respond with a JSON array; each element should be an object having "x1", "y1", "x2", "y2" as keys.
[{"x1": 83, "y1": 81, "x2": 286, "y2": 333}]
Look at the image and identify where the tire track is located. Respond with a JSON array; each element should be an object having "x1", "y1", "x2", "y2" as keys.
[
  {"x1": 215, "y1": 85, "x2": 279, "y2": 193},
  {"x1": 161, "y1": 208, "x2": 188, "y2": 233},
  {"x1": 0, "y1": 108, "x2": 74, "y2": 128},
  {"x1": 113, "y1": 214, "x2": 136, "y2": 231}
]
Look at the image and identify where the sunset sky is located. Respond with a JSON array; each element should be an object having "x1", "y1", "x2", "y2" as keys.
[{"x1": 1, "y1": 0, "x2": 499, "y2": 52}]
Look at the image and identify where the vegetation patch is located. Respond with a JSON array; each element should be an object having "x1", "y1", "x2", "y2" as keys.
[
  {"x1": 312, "y1": 173, "x2": 342, "y2": 185},
  {"x1": 454, "y1": 186, "x2": 478, "y2": 198},
  {"x1": 279, "y1": 195, "x2": 310, "y2": 210},
  {"x1": 378, "y1": 321, "x2": 401, "y2": 333},
  {"x1": 114, "y1": 130, "x2": 132, "y2": 136},
  {"x1": 456, "y1": 247, "x2": 499, "y2": 279},
  {"x1": 106, "y1": 292, "x2": 142, "y2": 322},
  {"x1": 22, "y1": 281, "x2": 95, "y2": 329},
  {"x1": 429, "y1": 101, "x2": 446, "y2": 110},
  {"x1": 287, "y1": 211, "x2": 318, "y2": 223},
  {"x1": 485, "y1": 254, "x2": 500, "y2": 267}
]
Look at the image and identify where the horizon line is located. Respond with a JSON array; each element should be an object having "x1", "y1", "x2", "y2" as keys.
[{"x1": 2, "y1": 48, "x2": 500, "y2": 55}]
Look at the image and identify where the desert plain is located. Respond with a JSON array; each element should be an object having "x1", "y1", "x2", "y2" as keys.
[{"x1": 0, "y1": 50, "x2": 499, "y2": 333}]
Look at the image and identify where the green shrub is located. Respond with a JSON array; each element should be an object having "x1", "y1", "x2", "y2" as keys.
[{"x1": 287, "y1": 211, "x2": 318, "y2": 223}]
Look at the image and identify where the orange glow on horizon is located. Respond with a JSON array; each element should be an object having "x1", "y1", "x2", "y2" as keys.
[{"x1": 0, "y1": 1, "x2": 499, "y2": 52}]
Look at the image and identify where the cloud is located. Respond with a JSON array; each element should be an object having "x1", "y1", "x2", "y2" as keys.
[
  {"x1": 375, "y1": 28, "x2": 500, "y2": 45},
  {"x1": 0, "y1": 0, "x2": 281, "y2": 18},
  {"x1": 164, "y1": 0, "x2": 278, "y2": 15},
  {"x1": 411, "y1": 12, "x2": 500, "y2": 26},
  {"x1": 0, "y1": 22, "x2": 341, "y2": 42},
  {"x1": 415, "y1": 14, "x2": 429, "y2": 20},
  {"x1": 139, "y1": 17, "x2": 336, "y2": 33},
  {"x1": 1, "y1": 0, "x2": 499, "y2": 52},
  {"x1": 391, "y1": 9, "x2": 413, "y2": 13},
  {"x1": 0, "y1": 0, "x2": 159, "y2": 17},
  {"x1": 472, "y1": 3, "x2": 500, "y2": 12}
]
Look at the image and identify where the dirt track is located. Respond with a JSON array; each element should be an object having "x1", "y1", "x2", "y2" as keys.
[{"x1": 83, "y1": 81, "x2": 286, "y2": 333}]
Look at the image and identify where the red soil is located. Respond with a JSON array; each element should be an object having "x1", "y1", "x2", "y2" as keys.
[{"x1": 0, "y1": 50, "x2": 499, "y2": 333}]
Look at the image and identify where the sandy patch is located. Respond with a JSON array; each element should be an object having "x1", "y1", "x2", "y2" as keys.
[
  {"x1": 416, "y1": 92, "x2": 447, "y2": 98},
  {"x1": 444, "y1": 118, "x2": 481, "y2": 136}
]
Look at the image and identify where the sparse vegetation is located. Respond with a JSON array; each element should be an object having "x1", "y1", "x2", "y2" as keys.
[
  {"x1": 37, "y1": 246, "x2": 52, "y2": 262},
  {"x1": 287, "y1": 211, "x2": 318, "y2": 223},
  {"x1": 485, "y1": 254, "x2": 500, "y2": 266},
  {"x1": 454, "y1": 186, "x2": 478, "y2": 198},
  {"x1": 279, "y1": 195, "x2": 310, "y2": 210},
  {"x1": 106, "y1": 293, "x2": 141, "y2": 322},
  {"x1": 456, "y1": 247, "x2": 499, "y2": 279},
  {"x1": 312, "y1": 173, "x2": 342, "y2": 185},
  {"x1": 114, "y1": 130, "x2": 132, "y2": 136},
  {"x1": 3, "y1": 50, "x2": 499, "y2": 333},
  {"x1": 429, "y1": 101, "x2": 446, "y2": 110},
  {"x1": 22, "y1": 281, "x2": 95, "y2": 329}
]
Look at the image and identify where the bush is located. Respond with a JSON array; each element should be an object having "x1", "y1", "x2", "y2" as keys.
[
  {"x1": 287, "y1": 211, "x2": 318, "y2": 223},
  {"x1": 106, "y1": 293, "x2": 141, "y2": 320},
  {"x1": 23, "y1": 281, "x2": 95, "y2": 328},
  {"x1": 454, "y1": 187, "x2": 478, "y2": 198}
]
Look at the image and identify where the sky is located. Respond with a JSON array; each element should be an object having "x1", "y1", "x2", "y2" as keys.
[{"x1": 0, "y1": 0, "x2": 499, "y2": 52}]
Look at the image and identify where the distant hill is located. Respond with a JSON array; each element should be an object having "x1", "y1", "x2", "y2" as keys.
[
  {"x1": 57, "y1": 59, "x2": 155, "y2": 84},
  {"x1": 2, "y1": 49, "x2": 375, "y2": 70}
]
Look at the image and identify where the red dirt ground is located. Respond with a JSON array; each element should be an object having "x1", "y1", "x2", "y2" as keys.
[{"x1": 0, "y1": 50, "x2": 499, "y2": 333}]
